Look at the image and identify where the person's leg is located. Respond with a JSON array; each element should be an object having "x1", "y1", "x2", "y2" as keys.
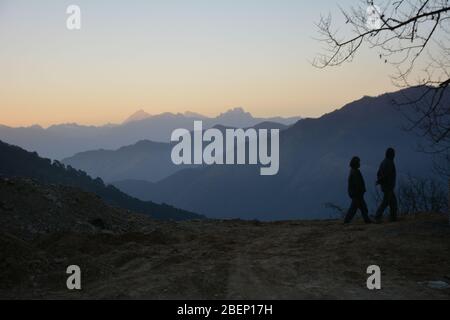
[
  {"x1": 389, "y1": 191, "x2": 398, "y2": 222},
  {"x1": 344, "y1": 199, "x2": 358, "y2": 224},
  {"x1": 359, "y1": 197, "x2": 372, "y2": 224},
  {"x1": 375, "y1": 191, "x2": 389, "y2": 222}
]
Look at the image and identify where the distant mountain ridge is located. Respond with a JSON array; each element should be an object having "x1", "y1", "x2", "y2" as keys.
[
  {"x1": 63, "y1": 140, "x2": 186, "y2": 183},
  {"x1": 62, "y1": 121, "x2": 286, "y2": 183},
  {"x1": 123, "y1": 109, "x2": 152, "y2": 124},
  {"x1": 0, "y1": 108, "x2": 301, "y2": 160},
  {"x1": 122, "y1": 107, "x2": 299, "y2": 126}
]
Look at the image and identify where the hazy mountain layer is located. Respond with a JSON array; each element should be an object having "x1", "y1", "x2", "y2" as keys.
[
  {"x1": 0, "y1": 108, "x2": 301, "y2": 160},
  {"x1": 62, "y1": 122, "x2": 287, "y2": 183},
  {"x1": 112, "y1": 87, "x2": 448, "y2": 220}
]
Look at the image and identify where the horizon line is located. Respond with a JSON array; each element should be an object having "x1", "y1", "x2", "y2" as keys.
[
  {"x1": 0, "y1": 106, "x2": 305, "y2": 129},
  {"x1": 1, "y1": 86, "x2": 421, "y2": 129}
]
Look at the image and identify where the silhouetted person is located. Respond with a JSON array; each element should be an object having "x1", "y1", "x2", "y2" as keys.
[
  {"x1": 344, "y1": 157, "x2": 372, "y2": 224},
  {"x1": 375, "y1": 148, "x2": 398, "y2": 223}
]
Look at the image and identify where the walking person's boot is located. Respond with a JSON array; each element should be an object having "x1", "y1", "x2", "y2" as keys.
[
  {"x1": 361, "y1": 209, "x2": 373, "y2": 224},
  {"x1": 389, "y1": 209, "x2": 398, "y2": 222},
  {"x1": 374, "y1": 213, "x2": 383, "y2": 224}
]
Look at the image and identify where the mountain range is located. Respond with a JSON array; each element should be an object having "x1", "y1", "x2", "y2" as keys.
[
  {"x1": 0, "y1": 108, "x2": 301, "y2": 160},
  {"x1": 2, "y1": 86, "x2": 447, "y2": 221},
  {"x1": 107, "y1": 87, "x2": 447, "y2": 220},
  {"x1": 62, "y1": 122, "x2": 288, "y2": 183}
]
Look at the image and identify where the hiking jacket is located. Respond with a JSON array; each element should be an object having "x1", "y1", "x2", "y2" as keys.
[
  {"x1": 377, "y1": 158, "x2": 396, "y2": 191},
  {"x1": 348, "y1": 168, "x2": 366, "y2": 198}
]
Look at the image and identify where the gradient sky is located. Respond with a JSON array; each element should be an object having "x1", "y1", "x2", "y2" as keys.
[{"x1": 0, "y1": 0, "x2": 397, "y2": 127}]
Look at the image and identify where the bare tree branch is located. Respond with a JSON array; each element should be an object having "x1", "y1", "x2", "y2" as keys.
[{"x1": 315, "y1": 0, "x2": 450, "y2": 173}]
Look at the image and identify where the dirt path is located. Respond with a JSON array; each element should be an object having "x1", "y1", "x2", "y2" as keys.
[{"x1": 1, "y1": 216, "x2": 450, "y2": 299}]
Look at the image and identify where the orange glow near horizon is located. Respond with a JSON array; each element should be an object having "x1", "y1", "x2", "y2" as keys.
[{"x1": 0, "y1": 0, "x2": 397, "y2": 128}]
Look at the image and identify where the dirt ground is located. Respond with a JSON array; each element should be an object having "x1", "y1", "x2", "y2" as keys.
[{"x1": 1, "y1": 213, "x2": 450, "y2": 300}]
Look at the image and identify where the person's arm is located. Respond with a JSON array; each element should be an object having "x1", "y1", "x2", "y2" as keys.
[
  {"x1": 376, "y1": 161, "x2": 386, "y2": 185},
  {"x1": 360, "y1": 172, "x2": 367, "y2": 194},
  {"x1": 392, "y1": 163, "x2": 397, "y2": 188},
  {"x1": 385, "y1": 161, "x2": 395, "y2": 188},
  {"x1": 348, "y1": 171, "x2": 356, "y2": 198}
]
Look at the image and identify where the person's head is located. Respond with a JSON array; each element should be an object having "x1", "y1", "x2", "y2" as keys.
[
  {"x1": 386, "y1": 147, "x2": 395, "y2": 160},
  {"x1": 350, "y1": 156, "x2": 361, "y2": 169}
]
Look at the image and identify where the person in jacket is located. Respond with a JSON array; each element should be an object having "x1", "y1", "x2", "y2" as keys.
[
  {"x1": 344, "y1": 156, "x2": 372, "y2": 224},
  {"x1": 375, "y1": 147, "x2": 398, "y2": 223}
]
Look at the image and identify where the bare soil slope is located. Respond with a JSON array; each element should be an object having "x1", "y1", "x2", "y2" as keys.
[{"x1": 1, "y1": 178, "x2": 449, "y2": 299}]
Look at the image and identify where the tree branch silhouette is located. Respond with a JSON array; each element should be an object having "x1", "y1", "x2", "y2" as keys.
[{"x1": 314, "y1": 0, "x2": 450, "y2": 164}]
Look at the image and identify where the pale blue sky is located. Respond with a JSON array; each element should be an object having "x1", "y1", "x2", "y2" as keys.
[{"x1": 0, "y1": 0, "x2": 396, "y2": 127}]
